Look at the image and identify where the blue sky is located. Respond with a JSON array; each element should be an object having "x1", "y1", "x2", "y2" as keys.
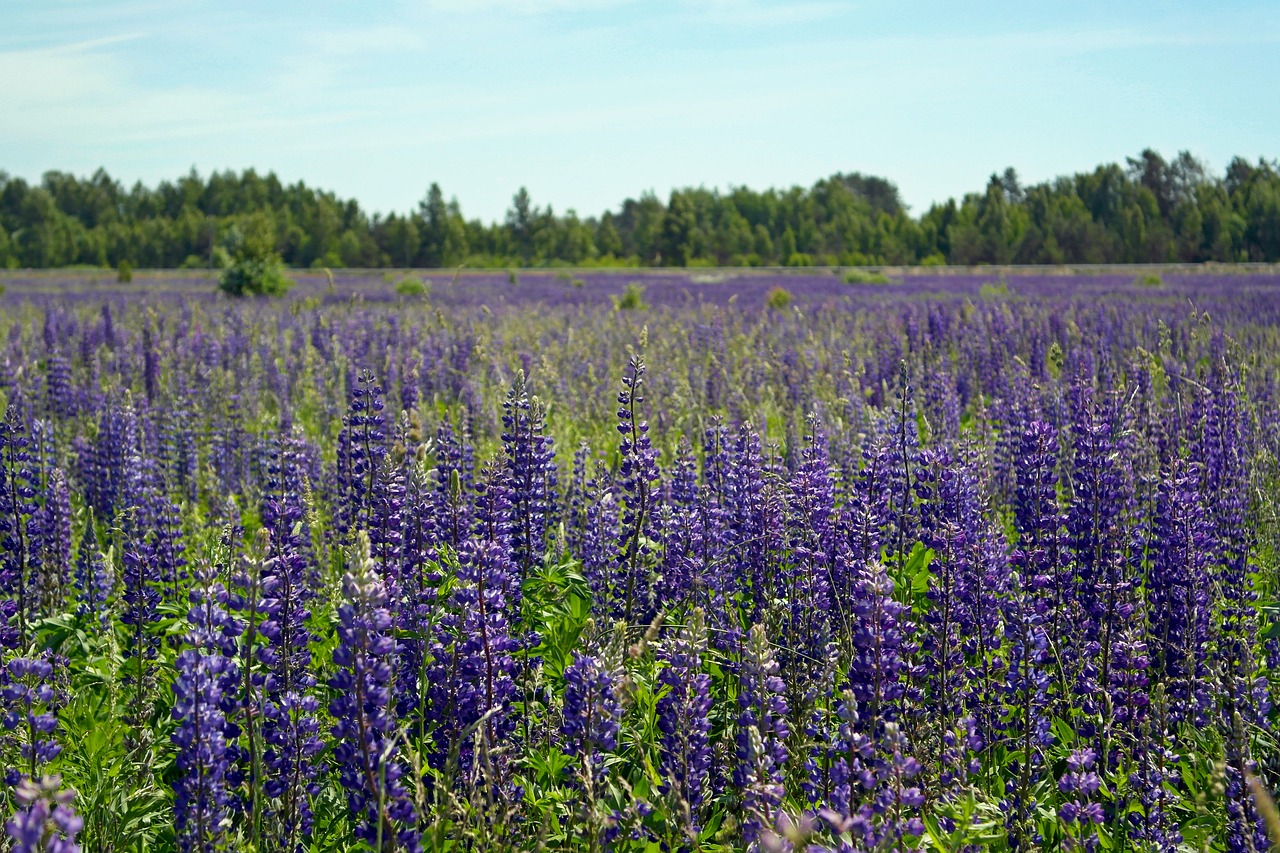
[{"x1": 3, "y1": 0, "x2": 1278, "y2": 222}]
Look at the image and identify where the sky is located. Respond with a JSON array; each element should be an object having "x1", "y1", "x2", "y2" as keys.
[{"x1": 2, "y1": 0, "x2": 1279, "y2": 222}]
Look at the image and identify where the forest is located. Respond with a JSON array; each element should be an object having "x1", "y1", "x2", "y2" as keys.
[{"x1": 2, "y1": 148, "x2": 1279, "y2": 270}]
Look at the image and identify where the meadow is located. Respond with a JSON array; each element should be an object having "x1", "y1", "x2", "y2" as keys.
[{"x1": 0, "y1": 267, "x2": 1277, "y2": 851}]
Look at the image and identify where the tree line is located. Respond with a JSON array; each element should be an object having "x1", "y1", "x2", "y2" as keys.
[{"x1": 1, "y1": 148, "x2": 1279, "y2": 270}]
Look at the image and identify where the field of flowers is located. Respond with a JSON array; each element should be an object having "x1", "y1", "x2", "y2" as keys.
[{"x1": 0, "y1": 267, "x2": 1277, "y2": 852}]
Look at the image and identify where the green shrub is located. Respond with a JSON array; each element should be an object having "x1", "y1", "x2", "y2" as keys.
[
  {"x1": 785, "y1": 252, "x2": 813, "y2": 267},
  {"x1": 219, "y1": 215, "x2": 292, "y2": 298},
  {"x1": 614, "y1": 281, "x2": 647, "y2": 311},
  {"x1": 766, "y1": 286, "x2": 793, "y2": 309},
  {"x1": 979, "y1": 278, "x2": 1011, "y2": 298},
  {"x1": 116, "y1": 260, "x2": 133, "y2": 283},
  {"x1": 508, "y1": 270, "x2": 519, "y2": 285},
  {"x1": 1136, "y1": 273, "x2": 1163, "y2": 287},
  {"x1": 395, "y1": 276, "x2": 429, "y2": 297},
  {"x1": 921, "y1": 252, "x2": 947, "y2": 267},
  {"x1": 843, "y1": 269, "x2": 891, "y2": 285}
]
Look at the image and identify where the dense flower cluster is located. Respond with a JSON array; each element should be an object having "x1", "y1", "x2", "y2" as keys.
[{"x1": 0, "y1": 272, "x2": 1275, "y2": 850}]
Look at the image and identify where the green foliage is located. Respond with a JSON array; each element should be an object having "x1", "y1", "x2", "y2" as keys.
[
  {"x1": 614, "y1": 281, "x2": 647, "y2": 311},
  {"x1": 842, "y1": 268, "x2": 892, "y2": 284},
  {"x1": 979, "y1": 278, "x2": 1012, "y2": 298},
  {"x1": 1136, "y1": 272, "x2": 1164, "y2": 286},
  {"x1": 395, "y1": 275, "x2": 429, "y2": 297},
  {"x1": 116, "y1": 260, "x2": 133, "y2": 283},
  {"x1": 765, "y1": 286, "x2": 793, "y2": 309},
  {"x1": 219, "y1": 214, "x2": 292, "y2": 298},
  {"x1": 7, "y1": 151, "x2": 1280, "y2": 270}
]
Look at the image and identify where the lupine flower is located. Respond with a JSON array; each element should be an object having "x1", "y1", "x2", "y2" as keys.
[
  {"x1": 73, "y1": 512, "x2": 112, "y2": 628},
  {"x1": 1057, "y1": 747, "x2": 1104, "y2": 850},
  {"x1": 431, "y1": 536, "x2": 519, "y2": 782},
  {"x1": 613, "y1": 355, "x2": 660, "y2": 625},
  {"x1": 0, "y1": 405, "x2": 40, "y2": 648},
  {"x1": 5, "y1": 775, "x2": 82, "y2": 853},
  {"x1": 171, "y1": 569, "x2": 241, "y2": 853},
  {"x1": 562, "y1": 651, "x2": 622, "y2": 789},
  {"x1": 656, "y1": 609, "x2": 713, "y2": 835},
  {"x1": 336, "y1": 370, "x2": 389, "y2": 540},
  {"x1": 33, "y1": 469, "x2": 71, "y2": 618},
  {"x1": 0, "y1": 656, "x2": 63, "y2": 784},
  {"x1": 502, "y1": 371, "x2": 558, "y2": 576},
  {"x1": 43, "y1": 354, "x2": 74, "y2": 421},
  {"x1": 256, "y1": 522, "x2": 323, "y2": 852},
  {"x1": 329, "y1": 533, "x2": 421, "y2": 853},
  {"x1": 735, "y1": 624, "x2": 789, "y2": 844},
  {"x1": 120, "y1": 545, "x2": 161, "y2": 757}
]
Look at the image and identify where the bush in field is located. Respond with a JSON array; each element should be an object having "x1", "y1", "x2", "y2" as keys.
[
  {"x1": 1136, "y1": 272, "x2": 1163, "y2": 286},
  {"x1": 395, "y1": 276, "x2": 429, "y2": 297},
  {"x1": 765, "y1": 286, "x2": 793, "y2": 309},
  {"x1": 219, "y1": 214, "x2": 292, "y2": 297},
  {"x1": 979, "y1": 278, "x2": 1011, "y2": 298},
  {"x1": 614, "y1": 281, "x2": 647, "y2": 311},
  {"x1": 842, "y1": 268, "x2": 891, "y2": 284},
  {"x1": 116, "y1": 260, "x2": 133, "y2": 283}
]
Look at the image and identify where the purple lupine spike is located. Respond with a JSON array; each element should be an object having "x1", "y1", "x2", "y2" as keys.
[
  {"x1": 43, "y1": 354, "x2": 74, "y2": 422},
  {"x1": 120, "y1": 544, "x2": 161, "y2": 757},
  {"x1": 171, "y1": 567, "x2": 242, "y2": 853},
  {"x1": 1127, "y1": 689, "x2": 1182, "y2": 852},
  {"x1": 33, "y1": 469, "x2": 71, "y2": 618},
  {"x1": 1066, "y1": 381, "x2": 1137, "y2": 738},
  {"x1": 1223, "y1": 711, "x2": 1270, "y2": 853},
  {"x1": 0, "y1": 405, "x2": 40, "y2": 648},
  {"x1": 781, "y1": 416, "x2": 835, "y2": 685},
  {"x1": 257, "y1": 523, "x2": 323, "y2": 852},
  {"x1": 1147, "y1": 460, "x2": 1213, "y2": 725},
  {"x1": 329, "y1": 533, "x2": 421, "y2": 853},
  {"x1": 369, "y1": 441, "x2": 406, "y2": 583},
  {"x1": 656, "y1": 608, "x2": 713, "y2": 834},
  {"x1": 73, "y1": 512, "x2": 113, "y2": 628},
  {"x1": 912, "y1": 449, "x2": 968, "y2": 726},
  {"x1": 847, "y1": 560, "x2": 913, "y2": 734},
  {"x1": 159, "y1": 402, "x2": 200, "y2": 506},
  {"x1": 1197, "y1": 382, "x2": 1271, "y2": 727},
  {"x1": 562, "y1": 652, "x2": 621, "y2": 789},
  {"x1": 571, "y1": 450, "x2": 617, "y2": 607},
  {"x1": 1057, "y1": 747, "x2": 1104, "y2": 850},
  {"x1": 814, "y1": 717, "x2": 924, "y2": 852},
  {"x1": 656, "y1": 437, "x2": 708, "y2": 610},
  {"x1": 431, "y1": 537, "x2": 519, "y2": 782},
  {"x1": 918, "y1": 448, "x2": 1009, "y2": 746},
  {"x1": 502, "y1": 371, "x2": 558, "y2": 577},
  {"x1": 146, "y1": 466, "x2": 187, "y2": 602},
  {"x1": 5, "y1": 775, "x2": 82, "y2": 853},
  {"x1": 842, "y1": 425, "x2": 895, "y2": 569},
  {"x1": 336, "y1": 370, "x2": 389, "y2": 541},
  {"x1": 472, "y1": 459, "x2": 513, "y2": 552},
  {"x1": 430, "y1": 422, "x2": 474, "y2": 551},
  {"x1": 614, "y1": 355, "x2": 660, "y2": 625},
  {"x1": 82, "y1": 401, "x2": 138, "y2": 520},
  {"x1": 1001, "y1": 423, "x2": 1059, "y2": 848},
  {"x1": 0, "y1": 655, "x2": 64, "y2": 784},
  {"x1": 735, "y1": 623, "x2": 789, "y2": 844}
]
